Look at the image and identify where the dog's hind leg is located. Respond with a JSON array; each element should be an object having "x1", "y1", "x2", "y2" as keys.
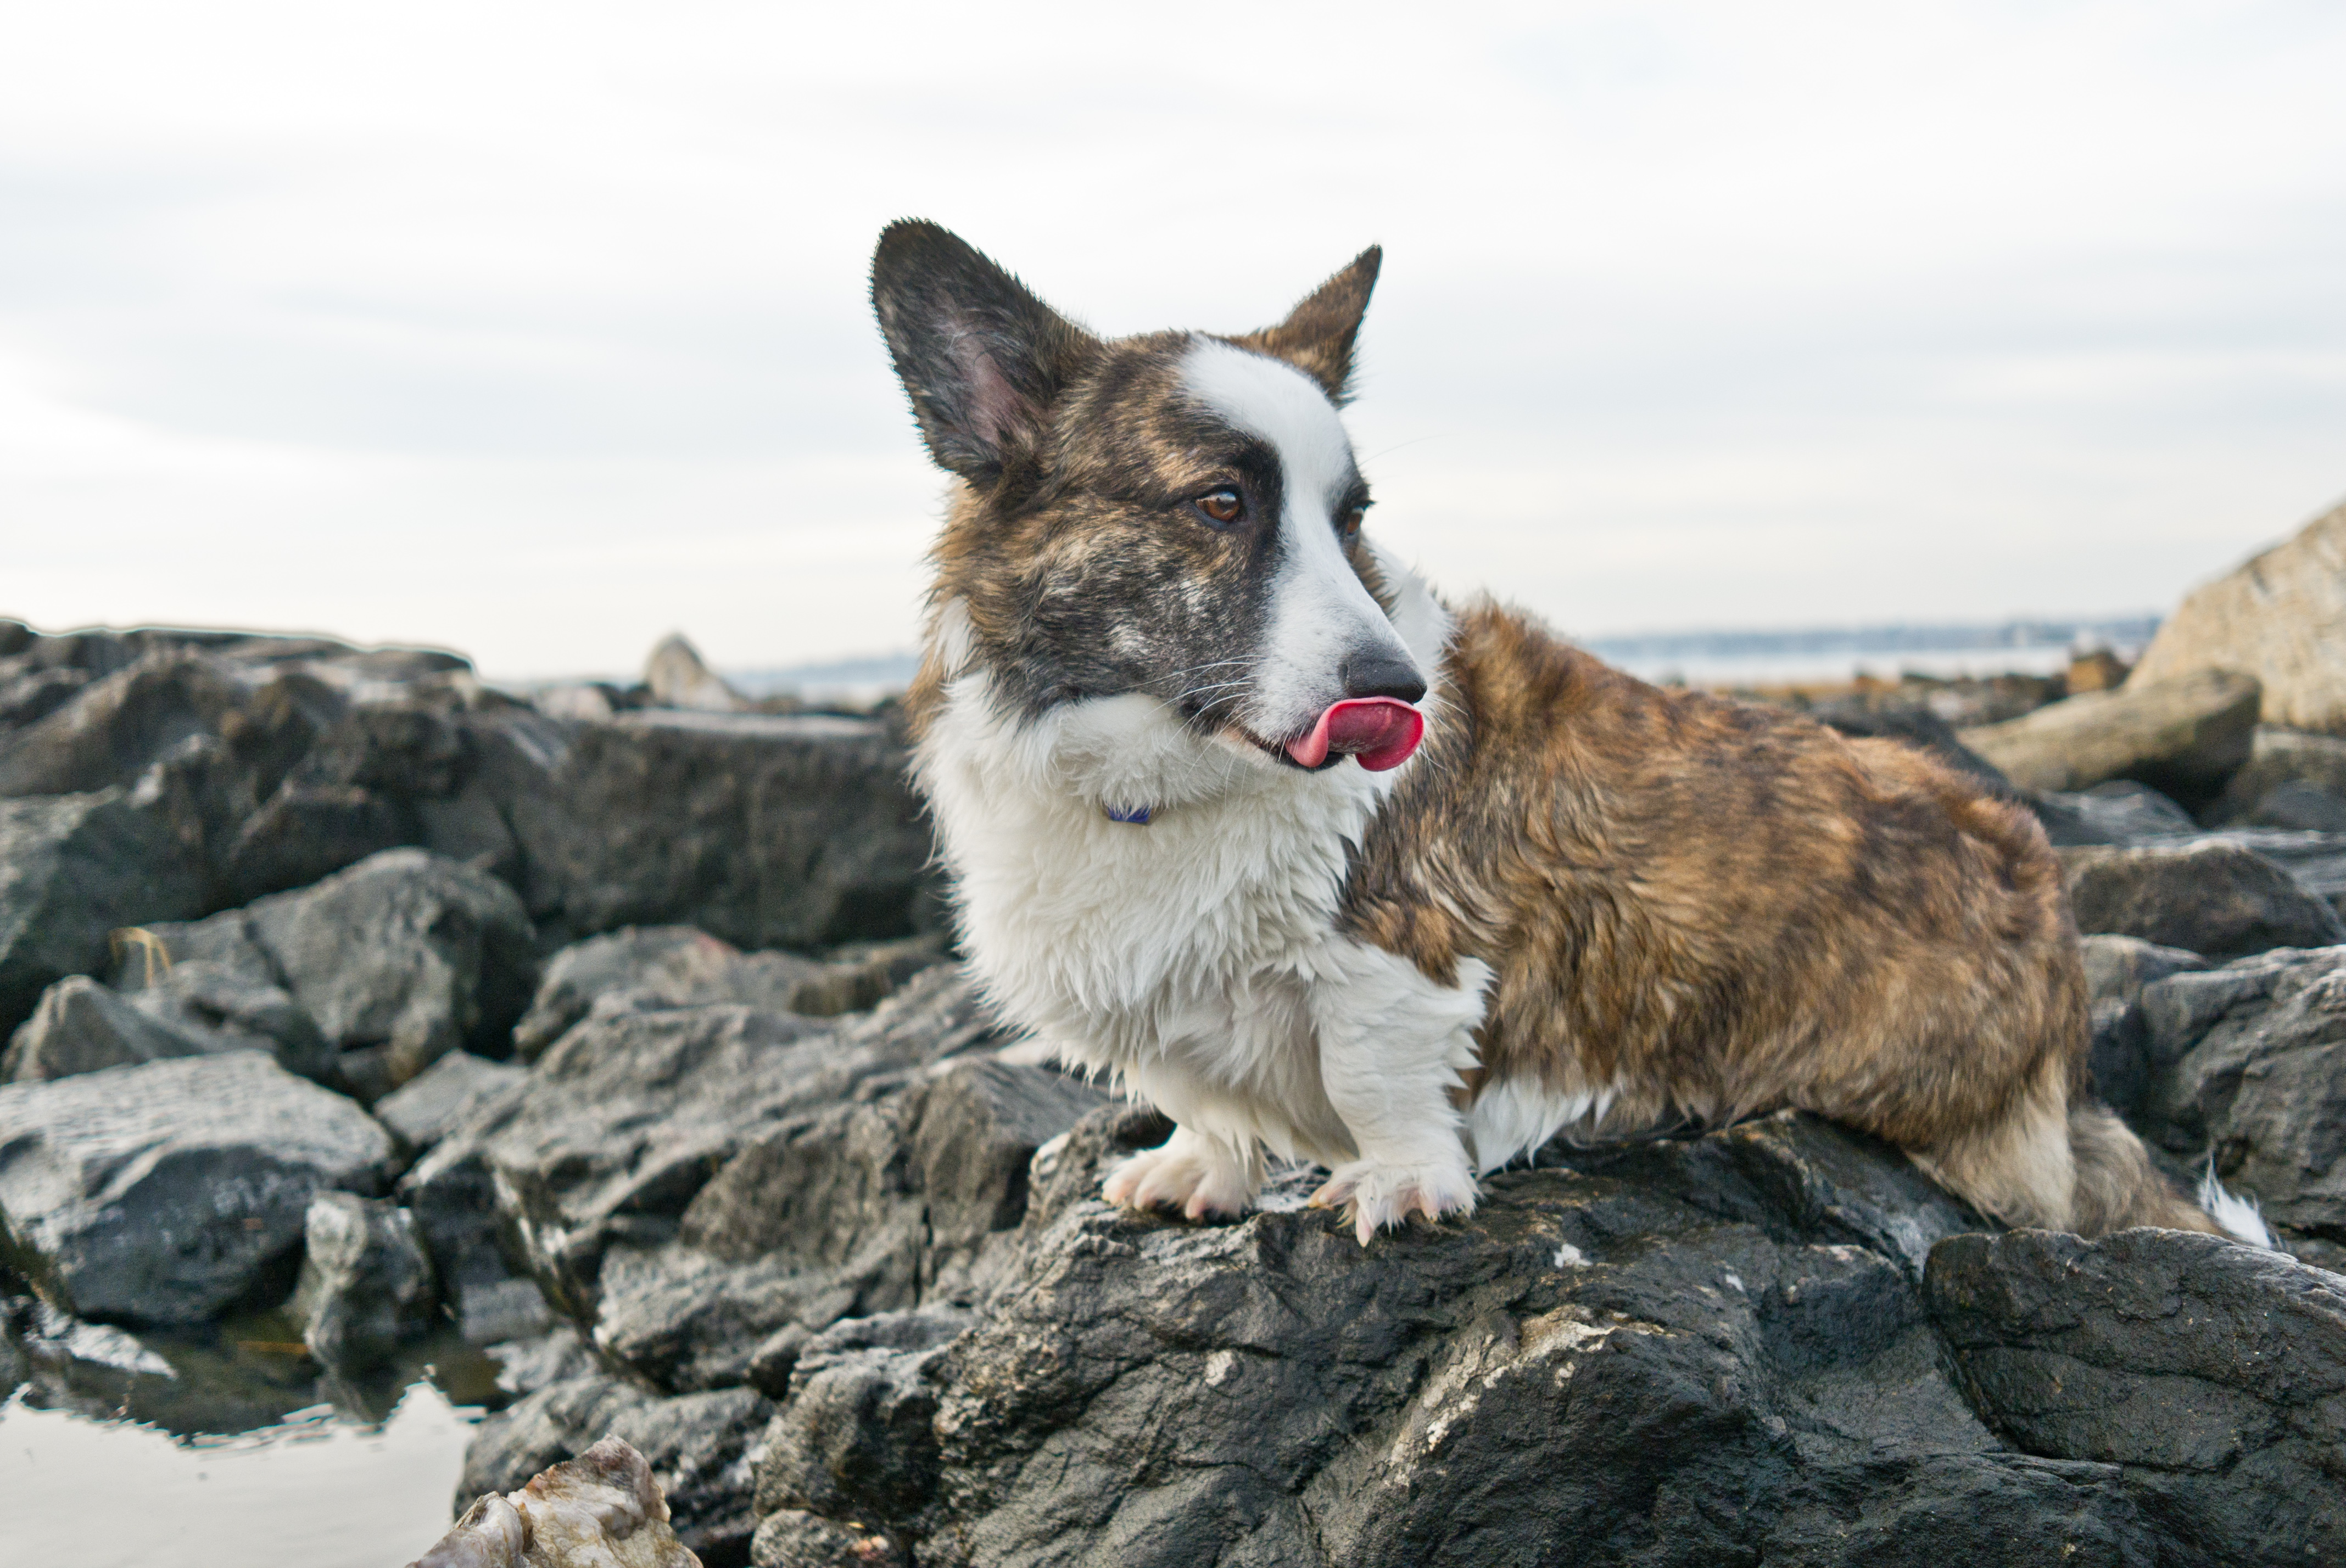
[{"x1": 1904, "y1": 1056, "x2": 2079, "y2": 1232}]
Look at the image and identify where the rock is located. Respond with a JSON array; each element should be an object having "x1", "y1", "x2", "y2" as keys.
[
  {"x1": 2211, "y1": 725, "x2": 2346, "y2": 826},
  {"x1": 223, "y1": 782, "x2": 410, "y2": 900},
  {"x1": 1, "y1": 976, "x2": 219, "y2": 1082},
  {"x1": 243, "y1": 849, "x2": 537, "y2": 1097},
  {"x1": 291, "y1": 1191, "x2": 437, "y2": 1373},
  {"x1": 2226, "y1": 779, "x2": 2346, "y2": 834},
  {"x1": 1925, "y1": 1228, "x2": 2346, "y2": 1567},
  {"x1": 2127, "y1": 495, "x2": 2346, "y2": 735},
  {"x1": 1959, "y1": 669, "x2": 2261, "y2": 807},
  {"x1": 0, "y1": 1051, "x2": 395, "y2": 1324},
  {"x1": 403, "y1": 1133, "x2": 554, "y2": 1346},
  {"x1": 2135, "y1": 945, "x2": 2346, "y2": 1237},
  {"x1": 0, "y1": 652, "x2": 287, "y2": 798},
  {"x1": 459, "y1": 1378, "x2": 773, "y2": 1566},
  {"x1": 2035, "y1": 780, "x2": 2198, "y2": 845},
  {"x1": 591, "y1": 1055, "x2": 1102, "y2": 1394},
  {"x1": 484, "y1": 709, "x2": 935, "y2": 951},
  {"x1": 421, "y1": 968, "x2": 995, "y2": 1338},
  {"x1": 121, "y1": 958, "x2": 336, "y2": 1080},
  {"x1": 645, "y1": 633, "x2": 753, "y2": 714},
  {"x1": 511, "y1": 927, "x2": 822, "y2": 1061},
  {"x1": 750, "y1": 1510, "x2": 906, "y2": 1568},
  {"x1": 2078, "y1": 934, "x2": 2207, "y2": 1118},
  {"x1": 487, "y1": 1325, "x2": 600, "y2": 1400},
  {"x1": 750, "y1": 1318, "x2": 954, "y2": 1536},
  {"x1": 0, "y1": 789, "x2": 208, "y2": 1035},
  {"x1": 2066, "y1": 647, "x2": 2130, "y2": 693},
  {"x1": 2061, "y1": 839, "x2": 2346, "y2": 959},
  {"x1": 1809, "y1": 702, "x2": 2020, "y2": 799},
  {"x1": 533, "y1": 684, "x2": 619, "y2": 723},
  {"x1": 416, "y1": 1436, "x2": 700, "y2": 1568},
  {"x1": 376, "y1": 1050, "x2": 528, "y2": 1152}
]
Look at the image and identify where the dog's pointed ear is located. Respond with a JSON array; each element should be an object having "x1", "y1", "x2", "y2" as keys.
[
  {"x1": 870, "y1": 221, "x2": 1097, "y2": 483},
  {"x1": 1231, "y1": 245, "x2": 1382, "y2": 405}
]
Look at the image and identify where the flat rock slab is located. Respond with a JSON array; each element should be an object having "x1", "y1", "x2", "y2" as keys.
[
  {"x1": 0, "y1": 1051, "x2": 395, "y2": 1324},
  {"x1": 1960, "y1": 669, "x2": 2261, "y2": 803},
  {"x1": 1926, "y1": 1227, "x2": 2346, "y2": 1567}
]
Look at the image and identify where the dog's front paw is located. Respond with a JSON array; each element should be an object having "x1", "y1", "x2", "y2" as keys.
[
  {"x1": 1308, "y1": 1157, "x2": 1478, "y2": 1245},
  {"x1": 1102, "y1": 1129, "x2": 1256, "y2": 1222}
]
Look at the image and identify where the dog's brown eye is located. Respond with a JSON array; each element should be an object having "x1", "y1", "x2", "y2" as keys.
[
  {"x1": 1338, "y1": 508, "x2": 1365, "y2": 537},
  {"x1": 1195, "y1": 489, "x2": 1244, "y2": 527}
]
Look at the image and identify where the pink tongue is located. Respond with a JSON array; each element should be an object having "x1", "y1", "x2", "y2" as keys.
[{"x1": 1285, "y1": 698, "x2": 1426, "y2": 771}]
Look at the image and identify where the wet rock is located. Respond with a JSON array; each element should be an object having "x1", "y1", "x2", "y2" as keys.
[
  {"x1": 2, "y1": 975, "x2": 217, "y2": 1082},
  {"x1": 0, "y1": 789, "x2": 208, "y2": 1035},
  {"x1": 487, "y1": 1325, "x2": 600, "y2": 1400},
  {"x1": 645, "y1": 632, "x2": 753, "y2": 714},
  {"x1": 2079, "y1": 934, "x2": 2208, "y2": 1119},
  {"x1": 2036, "y1": 780, "x2": 2198, "y2": 845},
  {"x1": 0, "y1": 1051, "x2": 395, "y2": 1324},
  {"x1": 403, "y1": 1132, "x2": 554, "y2": 1346},
  {"x1": 2211, "y1": 725, "x2": 2346, "y2": 826},
  {"x1": 2128, "y1": 495, "x2": 2346, "y2": 734},
  {"x1": 591, "y1": 1055, "x2": 1102, "y2": 1393},
  {"x1": 459, "y1": 1378, "x2": 773, "y2": 1566},
  {"x1": 750, "y1": 1510, "x2": 907, "y2": 1568},
  {"x1": 418, "y1": 1436, "x2": 700, "y2": 1568},
  {"x1": 247, "y1": 849, "x2": 537, "y2": 1096},
  {"x1": 1960, "y1": 669, "x2": 2261, "y2": 807},
  {"x1": 485, "y1": 709, "x2": 935, "y2": 951},
  {"x1": 2061, "y1": 839, "x2": 2346, "y2": 959},
  {"x1": 2135, "y1": 944, "x2": 2346, "y2": 1237},
  {"x1": 292, "y1": 1191, "x2": 437, "y2": 1373},
  {"x1": 1926, "y1": 1228, "x2": 2346, "y2": 1567},
  {"x1": 376, "y1": 1050, "x2": 528, "y2": 1153}
]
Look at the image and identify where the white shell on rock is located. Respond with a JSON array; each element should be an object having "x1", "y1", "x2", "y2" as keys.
[{"x1": 412, "y1": 1437, "x2": 700, "y2": 1568}]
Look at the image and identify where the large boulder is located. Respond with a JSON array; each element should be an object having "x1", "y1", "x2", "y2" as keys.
[
  {"x1": 2, "y1": 976, "x2": 218, "y2": 1083},
  {"x1": 1926, "y1": 1228, "x2": 2346, "y2": 1567},
  {"x1": 746, "y1": 1105, "x2": 2230, "y2": 1568},
  {"x1": 1959, "y1": 669, "x2": 2261, "y2": 806},
  {"x1": 2129, "y1": 496, "x2": 2346, "y2": 735},
  {"x1": 0, "y1": 1051, "x2": 395, "y2": 1324},
  {"x1": 2060, "y1": 840, "x2": 2346, "y2": 959},
  {"x1": 0, "y1": 789, "x2": 207, "y2": 1035},
  {"x1": 456, "y1": 1379, "x2": 773, "y2": 1566},
  {"x1": 2132, "y1": 944, "x2": 2346, "y2": 1242}
]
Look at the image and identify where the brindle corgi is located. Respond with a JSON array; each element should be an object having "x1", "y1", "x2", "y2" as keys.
[{"x1": 870, "y1": 219, "x2": 2266, "y2": 1247}]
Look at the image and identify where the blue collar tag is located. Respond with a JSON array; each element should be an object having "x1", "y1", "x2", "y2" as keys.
[{"x1": 1104, "y1": 804, "x2": 1153, "y2": 825}]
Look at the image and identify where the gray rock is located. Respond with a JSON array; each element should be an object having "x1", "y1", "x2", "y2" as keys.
[
  {"x1": 1809, "y1": 702, "x2": 2021, "y2": 799},
  {"x1": 2135, "y1": 945, "x2": 2346, "y2": 1236},
  {"x1": 2211, "y1": 725, "x2": 2346, "y2": 824},
  {"x1": 1960, "y1": 669, "x2": 2262, "y2": 807},
  {"x1": 375, "y1": 1050, "x2": 528, "y2": 1152},
  {"x1": 0, "y1": 789, "x2": 208, "y2": 1035},
  {"x1": 2038, "y1": 780, "x2": 2198, "y2": 845},
  {"x1": 2, "y1": 976, "x2": 217, "y2": 1082},
  {"x1": 485, "y1": 1324, "x2": 599, "y2": 1399},
  {"x1": 0, "y1": 1051, "x2": 395, "y2": 1324},
  {"x1": 223, "y1": 782, "x2": 409, "y2": 901},
  {"x1": 2062, "y1": 839, "x2": 2346, "y2": 959},
  {"x1": 478, "y1": 707, "x2": 935, "y2": 951},
  {"x1": 125, "y1": 959, "x2": 335, "y2": 1080},
  {"x1": 750, "y1": 1510, "x2": 907, "y2": 1568},
  {"x1": 510, "y1": 926, "x2": 822, "y2": 1061},
  {"x1": 401, "y1": 1133, "x2": 553, "y2": 1346},
  {"x1": 418, "y1": 1436, "x2": 700, "y2": 1568},
  {"x1": 591, "y1": 1055, "x2": 1103, "y2": 1393},
  {"x1": 2227, "y1": 779, "x2": 2346, "y2": 833},
  {"x1": 458, "y1": 1376, "x2": 773, "y2": 1566},
  {"x1": 246, "y1": 849, "x2": 538, "y2": 1097},
  {"x1": 751, "y1": 1319, "x2": 955, "y2": 1528},
  {"x1": 644, "y1": 632, "x2": 753, "y2": 714},
  {"x1": 2079, "y1": 935, "x2": 2208, "y2": 1119},
  {"x1": 1926, "y1": 1228, "x2": 2346, "y2": 1567},
  {"x1": 0, "y1": 651, "x2": 286, "y2": 798},
  {"x1": 292, "y1": 1191, "x2": 437, "y2": 1372}
]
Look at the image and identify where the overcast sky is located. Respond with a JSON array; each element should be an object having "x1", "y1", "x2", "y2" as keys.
[{"x1": 4, "y1": 2, "x2": 2344, "y2": 678}]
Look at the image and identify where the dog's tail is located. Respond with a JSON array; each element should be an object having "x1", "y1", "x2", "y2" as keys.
[{"x1": 2068, "y1": 1099, "x2": 2274, "y2": 1247}]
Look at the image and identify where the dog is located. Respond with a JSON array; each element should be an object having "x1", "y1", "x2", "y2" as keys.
[{"x1": 869, "y1": 219, "x2": 2268, "y2": 1248}]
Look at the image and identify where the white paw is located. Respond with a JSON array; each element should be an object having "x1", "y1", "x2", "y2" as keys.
[
  {"x1": 1308, "y1": 1157, "x2": 1478, "y2": 1245},
  {"x1": 1102, "y1": 1130, "x2": 1256, "y2": 1221}
]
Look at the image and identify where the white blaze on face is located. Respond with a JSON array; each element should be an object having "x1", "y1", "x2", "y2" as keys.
[{"x1": 1179, "y1": 339, "x2": 1420, "y2": 744}]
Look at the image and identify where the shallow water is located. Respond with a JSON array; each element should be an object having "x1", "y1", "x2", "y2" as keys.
[{"x1": 0, "y1": 1380, "x2": 481, "y2": 1567}]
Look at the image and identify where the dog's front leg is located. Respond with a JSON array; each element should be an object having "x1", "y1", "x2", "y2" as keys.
[
  {"x1": 1103, "y1": 1123, "x2": 1264, "y2": 1220},
  {"x1": 1307, "y1": 943, "x2": 1492, "y2": 1244}
]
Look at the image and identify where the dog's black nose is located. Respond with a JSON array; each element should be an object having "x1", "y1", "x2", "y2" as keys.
[{"x1": 1340, "y1": 651, "x2": 1427, "y2": 705}]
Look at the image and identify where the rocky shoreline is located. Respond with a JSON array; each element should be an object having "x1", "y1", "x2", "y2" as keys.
[{"x1": 9, "y1": 505, "x2": 2346, "y2": 1568}]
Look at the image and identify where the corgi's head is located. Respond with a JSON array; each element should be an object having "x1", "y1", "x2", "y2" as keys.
[{"x1": 872, "y1": 221, "x2": 1433, "y2": 789}]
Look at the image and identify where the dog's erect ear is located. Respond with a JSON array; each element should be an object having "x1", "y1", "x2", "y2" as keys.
[
  {"x1": 1230, "y1": 246, "x2": 1382, "y2": 405},
  {"x1": 870, "y1": 221, "x2": 1097, "y2": 483}
]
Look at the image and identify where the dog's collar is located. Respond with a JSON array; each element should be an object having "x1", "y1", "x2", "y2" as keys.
[{"x1": 1103, "y1": 804, "x2": 1153, "y2": 826}]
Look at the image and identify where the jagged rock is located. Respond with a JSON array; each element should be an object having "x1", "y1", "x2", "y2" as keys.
[
  {"x1": 416, "y1": 1436, "x2": 700, "y2": 1568},
  {"x1": 403, "y1": 1132, "x2": 554, "y2": 1346},
  {"x1": 458, "y1": 1379, "x2": 773, "y2": 1566},
  {"x1": 511, "y1": 927, "x2": 823, "y2": 1061},
  {"x1": 486, "y1": 1325, "x2": 600, "y2": 1401},
  {"x1": 376, "y1": 1050, "x2": 528, "y2": 1152},
  {"x1": 2062, "y1": 839, "x2": 2346, "y2": 959},
  {"x1": 1, "y1": 975, "x2": 219, "y2": 1082},
  {"x1": 223, "y1": 781, "x2": 410, "y2": 900},
  {"x1": 2211, "y1": 726, "x2": 2346, "y2": 825},
  {"x1": 2128, "y1": 495, "x2": 2346, "y2": 734},
  {"x1": 2135, "y1": 944, "x2": 2346, "y2": 1237},
  {"x1": 0, "y1": 1051, "x2": 395, "y2": 1324},
  {"x1": 1926, "y1": 1228, "x2": 2346, "y2": 1567},
  {"x1": 1959, "y1": 669, "x2": 2261, "y2": 806},
  {"x1": 750, "y1": 1510, "x2": 907, "y2": 1568},
  {"x1": 2079, "y1": 934, "x2": 2208, "y2": 1118},
  {"x1": 645, "y1": 633, "x2": 753, "y2": 714},
  {"x1": 291, "y1": 1191, "x2": 438, "y2": 1373},
  {"x1": 0, "y1": 789, "x2": 208, "y2": 1035},
  {"x1": 0, "y1": 651, "x2": 294, "y2": 798},
  {"x1": 750, "y1": 1309, "x2": 968, "y2": 1530},
  {"x1": 592, "y1": 1057, "x2": 1100, "y2": 1393},
  {"x1": 482, "y1": 708, "x2": 935, "y2": 951}
]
